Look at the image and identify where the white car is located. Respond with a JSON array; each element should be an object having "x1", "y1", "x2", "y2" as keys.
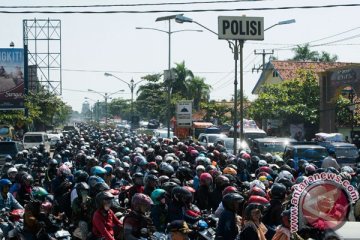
[
  {"x1": 197, "y1": 133, "x2": 227, "y2": 148},
  {"x1": 153, "y1": 129, "x2": 174, "y2": 139}
]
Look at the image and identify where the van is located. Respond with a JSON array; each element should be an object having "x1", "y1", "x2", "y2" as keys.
[{"x1": 23, "y1": 132, "x2": 50, "y2": 151}]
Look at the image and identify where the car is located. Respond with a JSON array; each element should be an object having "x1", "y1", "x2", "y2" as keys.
[
  {"x1": 283, "y1": 143, "x2": 329, "y2": 169},
  {"x1": 215, "y1": 137, "x2": 251, "y2": 155},
  {"x1": 251, "y1": 137, "x2": 297, "y2": 159},
  {"x1": 197, "y1": 133, "x2": 227, "y2": 148},
  {"x1": 63, "y1": 125, "x2": 77, "y2": 132},
  {"x1": 23, "y1": 132, "x2": 50, "y2": 151},
  {"x1": 0, "y1": 141, "x2": 24, "y2": 161},
  {"x1": 153, "y1": 129, "x2": 174, "y2": 139},
  {"x1": 47, "y1": 133, "x2": 62, "y2": 151},
  {"x1": 318, "y1": 141, "x2": 359, "y2": 168}
]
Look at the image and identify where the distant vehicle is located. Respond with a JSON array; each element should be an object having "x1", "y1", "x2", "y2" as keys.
[
  {"x1": 153, "y1": 129, "x2": 174, "y2": 139},
  {"x1": 228, "y1": 119, "x2": 267, "y2": 143},
  {"x1": 251, "y1": 137, "x2": 297, "y2": 158},
  {"x1": 63, "y1": 125, "x2": 76, "y2": 132},
  {"x1": 215, "y1": 137, "x2": 251, "y2": 155},
  {"x1": 318, "y1": 141, "x2": 359, "y2": 168},
  {"x1": 23, "y1": 132, "x2": 50, "y2": 151},
  {"x1": 0, "y1": 141, "x2": 24, "y2": 161},
  {"x1": 148, "y1": 119, "x2": 160, "y2": 129},
  {"x1": 192, "y1": 122, "x2": 214, "y2": 139},
  {"x1": 47, "y1": 133, "x2": 62, "y2": 151},
  {"x1": 204, "y1": 127, "x2": 221, "y2": 134},
  {"x1": 0, "y1": 125, "x2": 15, "y2": 140},
  {"x1": 139, "y1": 121, "x2": 149, "y2": 128},
  {"x1": 197, "y1": 133, "x2": 227, "y2": 148},
  {"x1": 283, "y1": 143, "x2": 328, "y2": 169},
  {"x1": 116, "y1": 123, "x2": 131, "y2": 132}
]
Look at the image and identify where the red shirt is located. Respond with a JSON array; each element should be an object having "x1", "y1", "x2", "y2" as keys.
[{"x1": 92, "y1": 209, "x2": 121, "y2": 240}]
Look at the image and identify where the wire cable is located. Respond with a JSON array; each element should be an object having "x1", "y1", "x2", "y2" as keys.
[{"x1": 0, "y1": 3, "x2": 359, "y2": 14}]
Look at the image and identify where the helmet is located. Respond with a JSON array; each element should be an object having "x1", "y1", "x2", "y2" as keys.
[
  {"x1": 172, "y1": 187, "x2": 192, "y2": 205},
  {"x1": 161, "y1": 181, "x2": 179, "y2": 194},
  {"x1": 200, "y1": 173, "x2": 213, "y2": 186},
  {"x1": 49, "y1": 159, "x2": 58, "y2": 167},
  {"x1": 104, "y1": 164, "x2": 113, "y2": 174},
  {"x1": 158, "y1": 175, "x2": 170, "y2": 185},
  {"x1": 145, "y1": 174, "x2": 158, "y2": 186},
  {"x1": 159, "y1": 162, "x2": 174, "y2": 176},
  {"x1": 151, "y1": 189, "x2": 166, "y2": 205},
  {"x1": 237, "y1": 158, "x2": 247, "y2": 169},
  {"x1": 88, "y1": 175, "x2": 105, "y2": 188},
  {"x1": 248, "y1": 195, "x2": 270, "y2": 206},
  {"x1": 133, "y1": 172, "x2": 144, "y2": 186},
  {"x1": 222, "y1": 186, "x2": 239, "y2": 196},
  {"x1": 249, "y1": 180, "x2": 266, "y2": 191},
  {"x1": 4, "y1": 155, "x2": 12, "y2": 162},
  {"x1": 215, "y1": 175, "x2": 230, "y2": 189},
  {"x1": 76, "y1": 182, "x2": 90, "y2": 196},
  {"x1": 258, "y1": 160, "x2": 268, "y2": 167},
  {"x1": 341, "y1": 166, "x2": 355, "y2": 175},
  {"x1": 249, "y1": 186, "x2": 266, "y2": 197},
  {"x1": 74, "y1": 170, "x2": 89, "y2": 183},
  {"x1": 326, "y1": 167, "x2": 339, "y2": 175},
  {"x1": 244, "y1": 203, "x2": 264, "y2": 220},
  {"x1": 222, "y1": 193, "x2": 244, "y2": 212},
  {"x1": 0, "y1": 179, "x2": 12, "y2": 190},
  {"x1": 32, "y1": 187, "x2": 48, "y2": 201},
  {"x1": 7, "y1": 167, "x2": 18, "y2": 175},
  {"x1": 95, "y1": 191, "x2": 114, "y2": 209},
  {"x1": 270, "y1": 183, "x2": 287, "y2": 200},
  {"x1": 305, "y1": 164, "x2": 316, "y2": 176},
  {"x1": 91, "y1": 166, "x2": 107, "y2": 176},
  {"x1": 131, "y1": 193, "x2": 153, "y2": 212},
  {"x1": 57, "y1": 164, "x2": 71, "y2": 177},
  {"x1": 223, "y1": 167, "x2": 237, "y2": 175},
  {"x1": 295, "y1": 176, "x2": 308, "y2": 184}
]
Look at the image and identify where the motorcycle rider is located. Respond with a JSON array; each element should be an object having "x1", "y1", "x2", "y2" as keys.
[
  {"x1": 143, "y1": 174, "x2": 158, "y2": 197},
  {"x1": 196, "y1": 172, "x2": 213, "y2": 211},
  {"x1": 92, "y1": 191, "x2": 122, "y2": 240},
  {"x1": 150, "y1": 188, "x2": 168, "y2": 232},
  {"x1": 123, "y1": 193, "x2": 155, "y2": 240},
  {"x1": 167, "y1": 220, "x2": 192, "y2": 240},
  {"x1": 215, "y1": 192, "x2": 244, "y2": 240},
  {"x1": 44, "y1": 159, "x2": 58, "y2": 192},
  {"x1": 72, "y1": 182, "x2": 92, "y2": 240},
  {"x1": 0, "y1": 179, "x2": 23, "y2": 239}
]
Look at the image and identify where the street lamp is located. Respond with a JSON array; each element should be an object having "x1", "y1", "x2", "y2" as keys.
[
  {"x1": 136, "y1": 14, "x2": 202, "y2": 138},
  {"x1": 264, "y1": 19, "x2": 296, "y2": 31},
  {"x1": 176, "y1": 14, "x2": 295, "y2": 154},
  {"x1": 104, "y1": 73, "x2": 146, "y2": 125},
  {"x1": 88, "y1": 88, "x2": 124, "y2": 125}
]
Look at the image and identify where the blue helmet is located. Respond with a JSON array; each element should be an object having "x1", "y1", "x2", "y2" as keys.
[
  {"x1": 91, "y1": 166, "x2": 107, "y2": 176},
  {"x1": 88, "y1": 175, "x2": 105, "y2": 188},
  {"x1": 0, "y1": 179, "x2": 12, "y2": 191}
]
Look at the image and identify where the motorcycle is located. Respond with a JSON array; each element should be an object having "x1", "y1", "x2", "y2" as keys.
[{"x1": 0, "y1": 208, "x2": 25, "y2": 240}]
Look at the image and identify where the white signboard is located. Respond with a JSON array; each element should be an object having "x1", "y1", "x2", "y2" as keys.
[
  {"x1": 176, "y1": 100, "x2": 192, "y2": 128},
  {"x1": 218, "y1": 16, "x2": 264, "y2": 40}
]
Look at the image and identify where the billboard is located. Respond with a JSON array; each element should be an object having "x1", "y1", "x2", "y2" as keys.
[{"x1": 0, "y1": 48, "x2": 25, "y2": 110}]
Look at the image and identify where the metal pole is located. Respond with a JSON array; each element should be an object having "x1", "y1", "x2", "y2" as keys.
[
  {"x1": 167, "y1": 19, "x2": 171, "y2": 138},
  {"x1": 131, "y1": 79, "x2": 134, "y2": 122},
  {"x1": 104, "y1": 93, "x2": 107, "y2": 125},
  {"x1": 240, "y1": 40, "x2": 244, "y2": 142},
  {"x1": 97, "y1": 100, "x2": 100, "y2": 124},
  {"x1": 233, "y1": 40, "x2": 239, "y2": 155}
]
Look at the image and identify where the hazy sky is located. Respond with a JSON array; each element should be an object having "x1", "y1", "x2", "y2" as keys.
[{"x1": 0, "y1": 0, "x2": 359, "y2": 112}]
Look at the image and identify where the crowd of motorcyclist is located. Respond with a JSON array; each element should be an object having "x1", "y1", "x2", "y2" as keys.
[{"x1": 0, "y1": 122, "x2": 360, "y2": 240}]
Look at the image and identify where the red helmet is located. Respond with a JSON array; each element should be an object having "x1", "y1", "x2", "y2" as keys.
[
  {"x1": 222, "y1": 186, "x2": 238, "y2": 196},
  {"x1": 183, "y1": 186, "x2": 196, "y2": 194},
  {"x1": 212, "y1": 150, "x2": 220, "y2": 158},
  {"x1": 242, "y1": 153, "x2": 251, "y2": 160},
  {"x1": 200, "y1": 173, "x2": 213, "y2": 186},
  {"x1": 249, "y1": 186, "x2": 266, "y2": 197},
  {"x1": 248, "y1": 195, "x2": 269, "y2": 205},
  {"x1": 148, "y1": 162, "x2": 158, "y2": 169}
]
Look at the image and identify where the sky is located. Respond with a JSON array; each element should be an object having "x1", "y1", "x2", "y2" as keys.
[{"x1": 0, "y1": 0, "x2": 359, "y2": 112}]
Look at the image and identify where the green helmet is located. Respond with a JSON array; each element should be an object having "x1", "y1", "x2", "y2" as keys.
[
  {"x1": 150, "y1": 188, "x2": 166, "y2": 205},
  {"x1": 32, "y1": 186, "x2": 48, "y2": 201}
]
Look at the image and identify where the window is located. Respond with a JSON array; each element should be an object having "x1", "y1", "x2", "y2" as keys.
[{"x1": 272, "y1": 70, "x2": 279, "y2": 77}]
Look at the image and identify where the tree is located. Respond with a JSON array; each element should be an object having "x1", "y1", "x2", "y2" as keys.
[
  {"x1": 186, "y1": 76, "x2": 212, "y2": 111},
  {"x1": 171, "y1": 61, "x2": 194, "y2": 97},
  {"x1": 248, "y1": 69, "x2": 320, "y2": 127},
  {"x1": 291, "y1": 43, "x2": 338, "y2": 62},
  {"x1": 108, "y1": 98, "x2": 131, "y2": 120}
]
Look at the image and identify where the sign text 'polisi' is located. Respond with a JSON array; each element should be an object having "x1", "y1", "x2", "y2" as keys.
[{"x1": 218, "y1": 16, "x2": 264, "y2": 40}]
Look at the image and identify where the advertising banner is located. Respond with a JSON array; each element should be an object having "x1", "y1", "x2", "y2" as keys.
[
  {"x1": 176, "y1": 100, "x2": 192, "y2": 128},
  {"x1": 0, "y1": 48, "x2": 25, "y2": 110}
]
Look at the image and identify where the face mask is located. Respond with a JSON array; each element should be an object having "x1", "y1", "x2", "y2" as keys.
[{"x1": 104, "y1": 203, "x2": 112, "y2": 211}]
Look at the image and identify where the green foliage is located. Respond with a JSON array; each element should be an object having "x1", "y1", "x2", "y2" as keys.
[
  {"x1": 201, "y1": 100, "x2": 232, "y2": 125},
  {"x1": 248, "y1": 69, "x2": 320, "y2": 126},
  {"x1": 108, "y1": 98, "x2": 131, "y2": 120},
  {"x1": 291, "y1": 43, "x2": 338, "y2": 62}
]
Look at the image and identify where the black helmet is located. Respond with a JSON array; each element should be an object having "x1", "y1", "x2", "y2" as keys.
[
  {"x1": 76, "y1": 182, "x2": 90, "y2": 196},
  {"x1": 237, "y1": 158, "x2": 247, "y2": 169},
  {"x1": 95, "y1": 191, "x2": 114, "y2": 209},
  {"x1": 176, "y1": 166, "x2": 194, "y2": 182},
  {"x1": 74, "y1": 170, "x2": 89, "y2": 183},
  {"x1": 326, "y1": 167, "x2": 339, "y2": 175},
  {"x1": 161, "y1": 181, "x2": 179, "y2": 194},
  {"x1": 94, "y1": 182, "x2": 110, "y2": 193},
  {"x1": 244, "y1": 203, "x2": 264, "y2": 220},
  {"x1": 270, "y1": 183, "x2": 287, "y2": 200},
  {"x1": 159, "y1": 162, "x2": 174, "y2": 176},
  {"x1": 172, "y1": 186, "x2": 192, "y2": 204},
  {"x1": 158, "y1": 175, "x2": 170, "y2": 185},
  {"x1": 49, "y1": 159, "x2": 58, "y2": 167},
  {"x1": 145, "y1": 174, "x2": 158, "y2": 186},
  {"x1": 222, "y1": 193, "x2": 244, "y2": 212},
  {"x1": 215, "y1": 175, "x2": 230, "y2": 189}
]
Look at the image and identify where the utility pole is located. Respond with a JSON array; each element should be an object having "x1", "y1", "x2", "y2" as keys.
[{"x1": 252, "y1": 49, "x2": 274, "y2": 73}]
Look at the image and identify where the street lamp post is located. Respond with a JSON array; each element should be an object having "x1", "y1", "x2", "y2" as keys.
[
  {"x1": 104, "y1": 73, "x2": 145, "y2": 125},
  {"x1": 136, "y1": 15, "x2": 202, "y2": 138},
  {"x1": 88, "y1": 88, "x2": 124, "y2": 125},
  {"x1": 176, "y1": 15, "x2": 295, "y2": 154}
]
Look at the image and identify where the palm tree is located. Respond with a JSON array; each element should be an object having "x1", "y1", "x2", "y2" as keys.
[
  {"x1": 292, "y1": 44, "x2": 319, "y2": 61},
  {"x1": 171, "y1": 61, "x2": 194, "y2": 97},
  {"x1": 186, "y1": 76, "x2": 212, "y2": 111}
]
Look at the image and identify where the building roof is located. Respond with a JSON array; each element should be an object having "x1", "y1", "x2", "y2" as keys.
[{"x1": 252, "y1": 60, "x2": 354, "y2": 94}]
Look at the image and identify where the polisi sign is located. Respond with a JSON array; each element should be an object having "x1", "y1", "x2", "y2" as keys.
[{"x1": 218, "y1": 16, "x2": 264, "y2": 40}]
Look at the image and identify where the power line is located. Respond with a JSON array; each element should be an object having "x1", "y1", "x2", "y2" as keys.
[
  {"x1": 0, "y1": 3, "x2": 359, "y2": 14},
  {"x1": 0, "y1": 0, "x2": 262, "y2": 9},
  {"x1": 60, "y1": 68, "x2": 230, "y2": 74}
]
